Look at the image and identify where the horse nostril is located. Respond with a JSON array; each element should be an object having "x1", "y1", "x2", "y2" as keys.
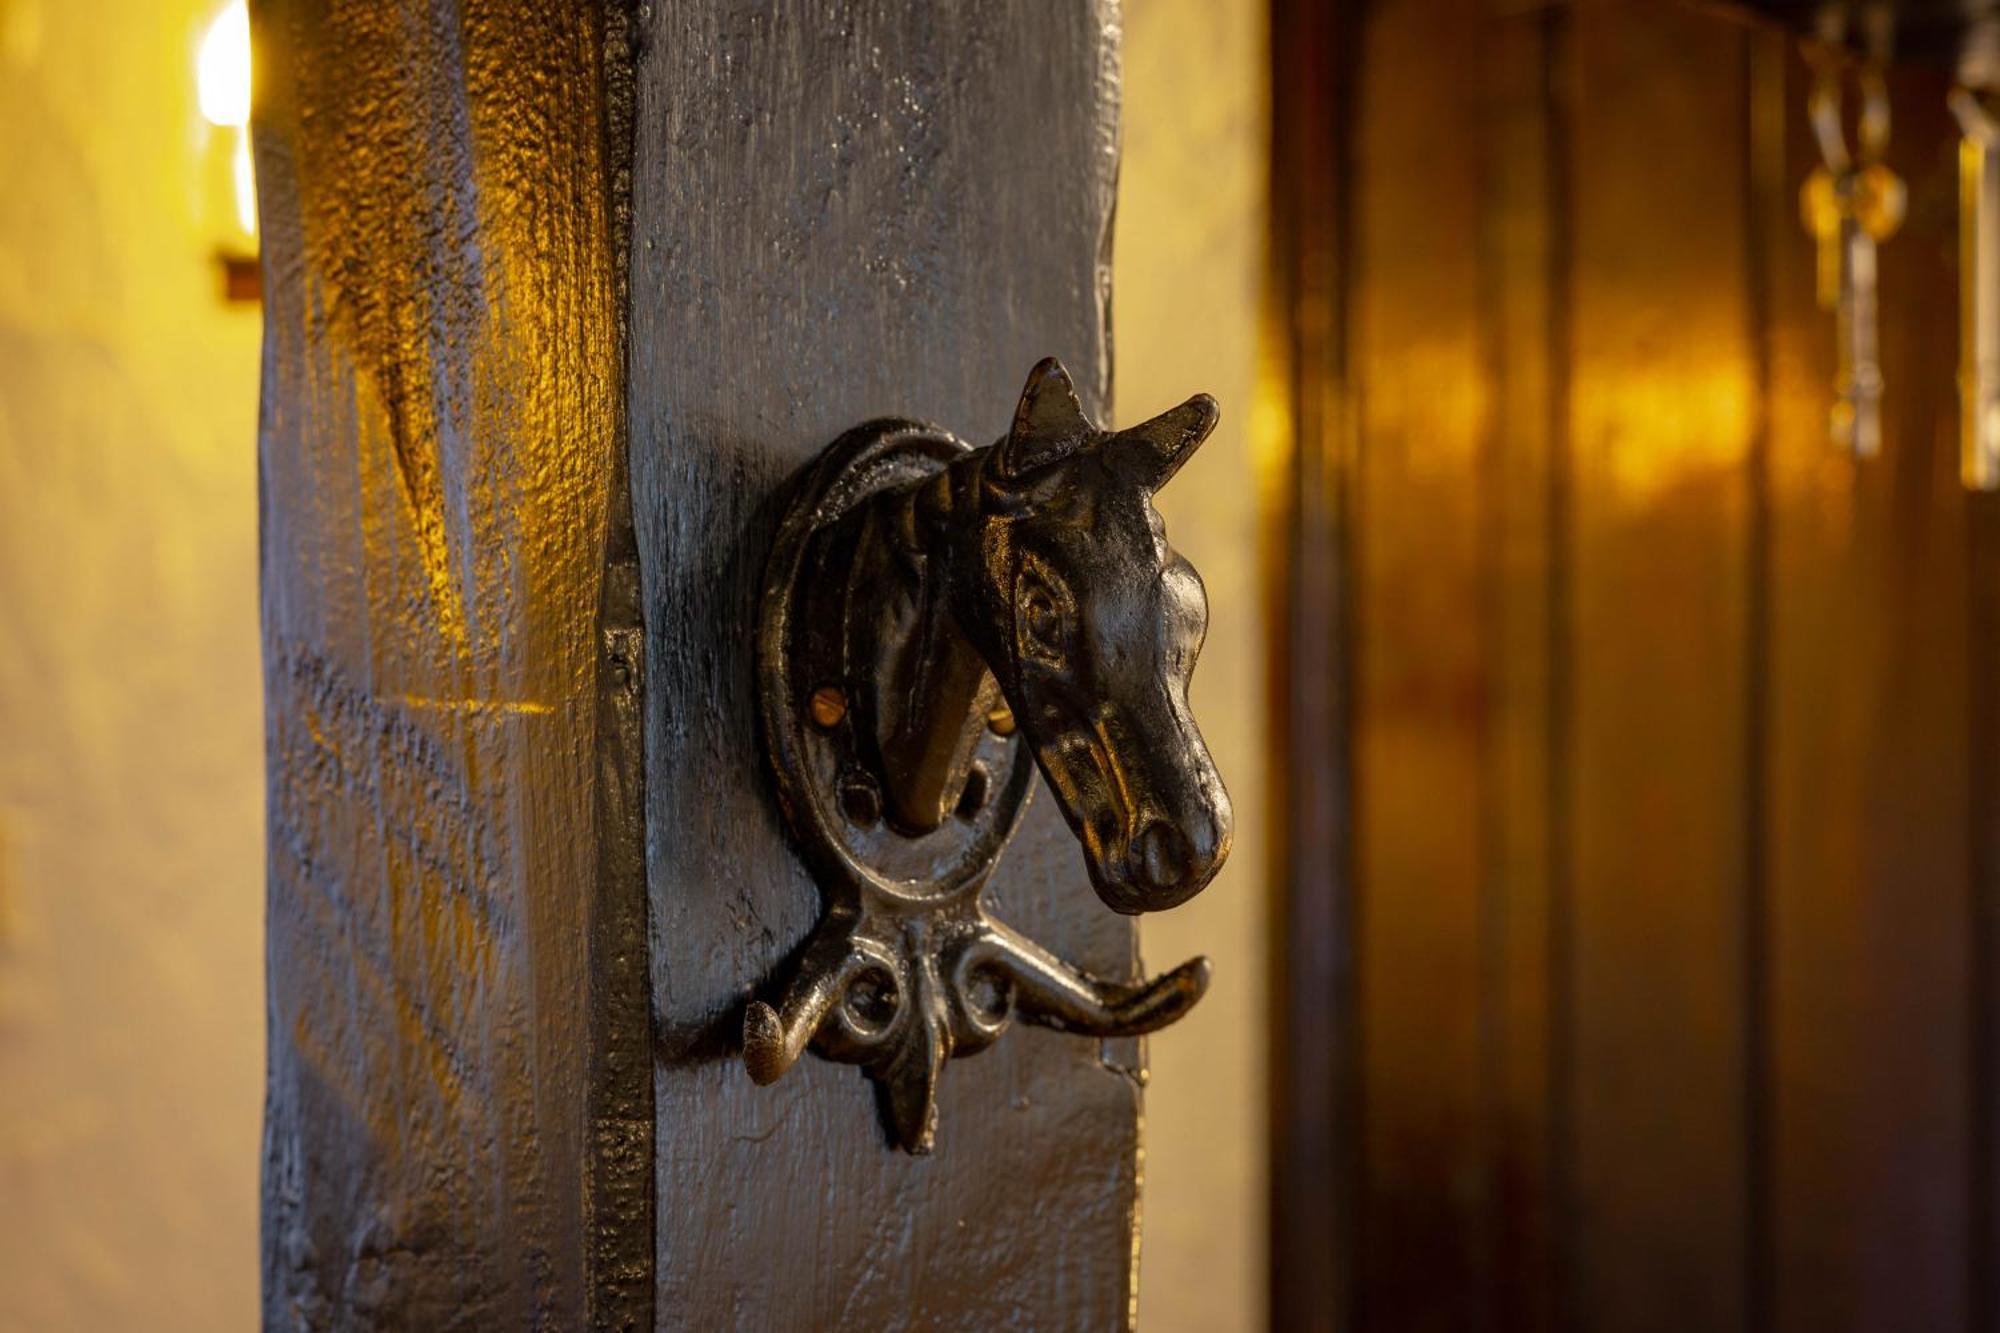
[
  {"x1": 1184, "y1": 808, "x2": 1225, "y2": 867},
  {"x1": 1135, "y1": 821, "x2": 1192, "y2": 895}
]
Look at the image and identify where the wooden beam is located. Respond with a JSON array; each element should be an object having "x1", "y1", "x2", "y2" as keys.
[
  {"x1": 253, "y1": 1, "x2": 649, "y2": 1327},
  {"x1": 628, "y1": 3, "x2": 1147, "y2": 1326}
]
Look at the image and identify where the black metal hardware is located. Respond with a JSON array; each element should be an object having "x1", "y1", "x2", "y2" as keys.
[{"x1": 747, "y1": 358, "x2": 1233, "y2": 1152}]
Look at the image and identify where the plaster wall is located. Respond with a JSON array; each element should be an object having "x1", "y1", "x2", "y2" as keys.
[
  {"x1": 1121, "y1": 2, "x2": 1274, "y2": 1329},
  {"x1": 0, "y1": 2, "x2": 264, "y2": 1328}
]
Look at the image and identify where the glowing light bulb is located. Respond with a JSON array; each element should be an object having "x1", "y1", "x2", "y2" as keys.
[
  {"x1": 196, "y1": 1, "x2": 251, "y2": 129},
  {"x1": 195, "y1": 0, "x2": 257, "y2": 249}
]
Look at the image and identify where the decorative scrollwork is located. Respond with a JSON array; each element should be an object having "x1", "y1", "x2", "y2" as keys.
[{"x1": 745, "y1": 911, "x2": 1211, "y2": 1152}]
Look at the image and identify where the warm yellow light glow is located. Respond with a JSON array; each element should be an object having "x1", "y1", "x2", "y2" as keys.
[
  {"x1": 1576, "y1": 360, "x2": 1756, "y2": 507},
  {"x1": 196, "y1": 1, "x2": 250, "y2": 129},
  {"x1": 231, "y1": 130, "x2": 257, "y2": 236},
  {"x1": 196, "y1": 1, "x2": 257, "y2": 245}
]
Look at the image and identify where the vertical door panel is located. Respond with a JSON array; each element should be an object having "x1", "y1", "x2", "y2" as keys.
[
  {"x1": 1566, "y1": 11, "x2": 1756, "y2": 1329},
  {"x1": 1349, "y1": 0, "x2": 1492, "y2": 1320},
  {"x1": 1765, "y1": 50, "x2": 1972, "y2": 1333},
  {"x1": 1482, "y1": 14, "x2": 1565, "y2": 1329}
]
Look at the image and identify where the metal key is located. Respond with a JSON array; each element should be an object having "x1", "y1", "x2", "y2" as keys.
[
  {"x1": 1953, "y1": 86, "x2": 2000, "y2": 489},
  {"x1": 1803, "y1": 64, "x2": 1904, "y2": 459}
]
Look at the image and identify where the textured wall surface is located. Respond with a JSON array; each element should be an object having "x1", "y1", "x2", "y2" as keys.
[
  {"x1": 1118, "y1": 1, "x2": 1273, "y2": 1328},
  {"x1": 253, "y1": 1, "x2": 645, "y2": 1326},
  {"x1": 629, "y1": 2, "x2": 1151, "y2": 1326},
  {"x1": 0, "y1": 2, "x2": 264, "y2": 1329}
]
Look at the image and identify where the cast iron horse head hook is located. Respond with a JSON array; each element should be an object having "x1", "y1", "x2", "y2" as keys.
[
  {"x1": 748, "y1": 357, "x2": 1233, "y2": 1151},
  {"x1": 956, "y1": 359, "x2": 1233, "y2": 912}
]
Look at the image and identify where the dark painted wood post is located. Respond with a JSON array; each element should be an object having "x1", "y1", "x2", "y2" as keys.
[
  {"x1": 630, "y1": 2, "x2": 1143, "y2": 1325},
  {"x1": 255, "y1": 1, "x2": 1145, "y2": 1327}
]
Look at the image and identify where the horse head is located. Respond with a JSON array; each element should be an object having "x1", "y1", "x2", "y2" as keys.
[{"x1": 951, "y1": 358, "x2": 1234, "y2": 914}]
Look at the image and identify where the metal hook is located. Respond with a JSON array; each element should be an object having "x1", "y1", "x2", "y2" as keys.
[{"x1": 745, "y1": 361, "x2": 1229, "y2": 1152}]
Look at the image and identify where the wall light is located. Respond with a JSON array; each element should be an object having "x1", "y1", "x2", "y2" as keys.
[{"x1": 196, "y1": 0, "x2": 257, "y2": 302}]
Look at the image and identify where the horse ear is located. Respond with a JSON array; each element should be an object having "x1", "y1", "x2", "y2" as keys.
[
  {"x1": 1114, "y1": 393, "x2": 1218, "y2": 492},
  {"x1": 998, "y1": 357, "x2": 1093, "y2": 478}
]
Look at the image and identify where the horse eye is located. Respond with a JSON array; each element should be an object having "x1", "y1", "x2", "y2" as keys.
[
  {"x1": 1024, "y1": 589, "x2": 1055, "y2": 636},
  {"x1": 1019, "y1": 583, "x2": 1067, "y2": 662}
]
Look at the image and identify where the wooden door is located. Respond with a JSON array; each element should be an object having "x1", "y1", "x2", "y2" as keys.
[
  {"x1": 253, "y1": 1, "x2": 1148, "y2": 1327},
  {"x1": 1270, "y1": 2, "x2": 1990, "y2": 1329}
]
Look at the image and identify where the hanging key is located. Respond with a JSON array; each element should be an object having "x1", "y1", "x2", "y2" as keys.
[
  {"x1": 1801, "y1": 61, "x2": 1904, "y2": 460},
  {"x1": 1952, "y1": 86, "x2": 2000, "y2": 490}
]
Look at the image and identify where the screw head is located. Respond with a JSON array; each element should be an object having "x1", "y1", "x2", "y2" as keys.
[
  {"x1": 810, "y1": 684, "x2": 847, "y2": 729},
  {"x1": 986, "y1": 702, "x2": 1016, "y2": 737}
]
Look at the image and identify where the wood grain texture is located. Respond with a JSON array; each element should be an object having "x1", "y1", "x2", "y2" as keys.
[
  {"x1": 626, "y1": 3, "x2": 1143, "y2": 1328},
  {"x1": 253, "y1": 2, "x2": 647, "y2": 1327}
]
